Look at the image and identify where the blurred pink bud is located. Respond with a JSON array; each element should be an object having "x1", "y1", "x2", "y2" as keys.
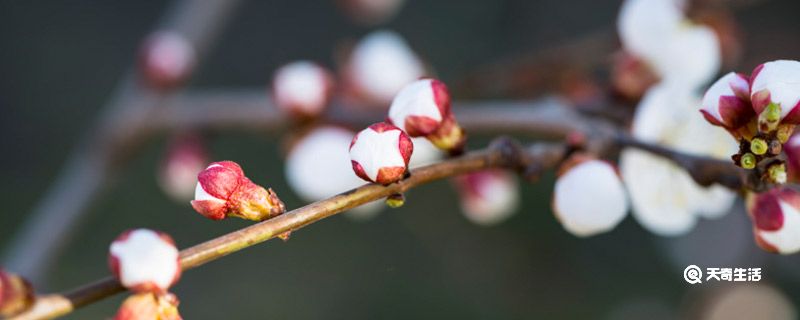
[
  {"x1": 784, "y1": 134, "x2": 800, "y2": 182},
  {"x1": 114, "y1": 292, "x2": 182, "y2": 320},
  {"x1": 700, "y1": 72, "x2": 753, "y2": 130},
  {"x1": 272, "y1": 61, "x2": 334, "y2": 118},
  {"x1": 159, "y1": 134, "x2": 208, "y2": 202},
  {"x1": 611, "y1": 51, "x2": 660, "y2": 101},
  {"x1": 345, "y1": 30, "x2": 425, "y2": 106},
  {"x1": 746, "y1": 188, "x2": 800, "y2": 254},
  {"x1": 388, "y1": 79, "x2": 466, "y2": 153},
  {"x1": 750, "y1": 60, "x2": 800, "y2": 124},
  {"x1": 191, "y1": 161, "x2": 286, "y2": 221},
  {"x1": 453, "y1": 170, "x2": 519, "y2": 226},
  {"x1": 349, "y1": 122, "x2": 413, "y2": 184},
  {"x1": 0, "y1": 269, "x2": 33, "y2": 317},
  {"x1": 552, "y1": 155, "x2": 629, "y2": 237},
  {"x1": 337, "y1": 0, "x2": 405, "y2": 25},
  {"x1": 139, "y1": 31, "x2": 195, "y2": 90},
  {"x1": 109, "y1": 229, "x2": 181, "y2": 294}
]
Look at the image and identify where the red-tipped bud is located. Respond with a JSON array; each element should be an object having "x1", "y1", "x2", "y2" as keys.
[
  {"x1": 337, "y1": 0, "x2": 405, "y2": 25},
  {"x1": 746, "y1": 188, "x2": 800, "y2": 254},
  {"x1": 785, "y1": 134, "x2": 800, "y2": 182},
  {"x1": 701, "y1": 72, "x2": 754, "y2": 130},
  {"x1": 159, "y1": 134, "x2": 208, "y2": 202},
  {"x1": 139, "y1": 31, "x2": 195, "y2": 90},
  {"x1": 109, "y1": 229, "x2": 181, "y2": 294},
  {"x1": 349, "y1": 122, "x2": 413, "y2": 184},
  {"x1": 552, "y1": 155, "x2": 629, "y2": 237},
  {"x1": 272, "y1": 61, "x2": 334, "y2": 119},
  {"x1": 750, "y1": 60, "x2": 800, "y2": 129},
  {"x1": 114, "y1": 292, "x2": 181, "y2": 320},
  {"x1": 344, "y1": 30, "x2": 425, "y2": 106},
  {"x1": 191, "y1": 161, "x2": 285, "y2": 221},
  {"x1": 388, "y1": 79, "x2": 466, "y2": 153},
  {"x1": 453, "y1": 170, "x2": 519, "y2": 226},
  {"x1": 0, "y1": 269, "x2": 33, "y2": 317}
]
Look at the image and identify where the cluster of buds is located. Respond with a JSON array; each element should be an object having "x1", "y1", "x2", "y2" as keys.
[
  {"x1": 452, "y1": 170, "x2": 519, "y2": 226},
  {"x1": 388, "y1": 79, "x2": 466, "y2": 154},
  {"x1": 109, "y1": 229, "x2": 184, "y2": 319},
  {"x1": 114, "y1": 292, "x2": 181, "y2": 320},
  {"x1": 701, "y1": 60, "x2": 800, "y2": 184},
  {"x1": 158, "y1": 133, "x2": 208, "y2": 202},
  {"x1": 349, "y1": 122, "x2": 413, "y2": 185},
  {"x1": 272, "y1": 61, "x2": 334, "y2": 119},
  {"x1": 746, "y1": 188, "x2": 800, "y2": 254},
  {"x1": 191, "y1": 161, "x2": 286, "y2": 221},
  {"x1": 0, "y1": 269, "x2": 33, "y2": 317},
  {"x1": 552, "y1": 154, "x2": 629, "y2": 237},
  {"x1": 138, "y1": 31, "x2": 195, "y2": 90}
]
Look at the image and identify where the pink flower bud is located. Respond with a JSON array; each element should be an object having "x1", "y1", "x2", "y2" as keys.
[
  {"x1": 114, "y1": 292, "x2": 181, "y2": 320},
  {"x1": 159, "y1": 134, "x2": 208, "y2": 202},
  {"x1": 453, "y1": 170, "x2": 519, "y2": 226},
  {"x1": 700, "y1": 72, "x2": 754, "y2": 130},
  {"x1": 349, "y1": 122, "x2": 413, "y2": 184},
  {"x1": 272, "y1": 61, "x2": 334, "y2": 118},
  {"x1": 108, "y1": 229, "x2": 181, "y2": 293},
  {"x1": 387, "y1": 79, "x2": 466, "y2": 153},
  {"x1": 344, "y1": 30, "x2": 425, "y2": 106},
  {"x1": 191, "y1": 161, "x2": 285, "y2": 221},
  {"x1": 139, "y1": 31, "x2": 195, "y2": 90},
  {"x1": 784, "y1": 134, "x2": 800, "y2": 182},
  {"x1": 746, "y1": 188, "x2": 800, "y2": 254},
  {"x1": 0, "y1": 269, "x2": 33, "y2": 317},
  {"x1": 552, "y1": 155, "x2": 629, "y2": 237},
  {"x1": 750, "y1": 60, "x2": 800, "y2": 124}
]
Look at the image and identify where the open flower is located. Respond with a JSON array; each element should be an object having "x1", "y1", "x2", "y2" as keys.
[
  {"x1": 700, "y1": 72, "x2": 754, "y2": 133},
  {"x1": 388, "y1": 79, "x2": 466, "y2": 153},
  {"x1": 191, "y1": 161, "x2": 285, "y2": 221},
  {"x1": 453, "y1": 170, "x2": 519, "y2": 226},
  {"x1": 344, "y1": 30, "x2": 425, "y2": 106},
  {"x1": 285, "y1": 126, "x2": 384, "y2": 219},
  {"x1": 139, "y1": 31, "x2": 195, "y2": 90},
  {"x1": 158, "y1": 133, "x2": 208, "y2": 202},
  {"x1": 349, "y1": 122, "x2": 413, "y2": 184},
  {"x1": 109, "y1": 229, "x2": 181, "y2": 294},
  {"x1": 0, "y1": 269, "x2": 33, "y2": 317},
  {"x1": 272, "y1": 61, "x2": 334, "y2": 118},
  {"x1": 114, "y1": 292, "x2": 181, "y2": 320},
  {"x1": 750, "y1": 60, "x2": 800, "y2": 132},
  {"x1": 552, "y1": 155, "x2": 629, "y2": 237},
  {"x1": 621, "y1": 84, "x2": 737, "y2": 235},
  {"x1": 746, "y1": 188, "x2": 800, "y2": 254}
]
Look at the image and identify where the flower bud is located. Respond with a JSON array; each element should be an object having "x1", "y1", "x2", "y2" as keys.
[
  {"x1": 388, "y1": 79, "x2": 465, "y2": 153},
  {"x1": 109, "y1": 229, "x2": 181, "y2": 293},
  {"x1": 552, "y1": 155, "x2": 629, "y2": 237},
  {"x1": 114, "y1": 292, "x2": 181, "y2": 320},
  {"x1": 337, "y1": 0, "x2": 405, "y2": 25},
  {"x1": 453, "y1": 170, "x2": 519, "y2": 226},
  {"x1": 139, "y1": 31, "x2": 195, "y2": 90},
  {"x1": 0, "y1": 269, "x2": 33, "y2": 317},
  {"x1": 700, "y1": 72, "x2": 754, "y2": 130},
  {"x1": 272, "y1": 61, "x2": 334, "y2": 119},
  {"x1": 191, "y1": 161, "x2": 285, "y2": 221},
  {"x1": 349, "y1": 122, "x2": 413, "y2": 184},
  {"x1": 784, "y1": 134, "x2": 800, "y2": 182},
  {"x1": 345, "y1": 30, "x2": 425, "y2": 106},
  {"x1": 750, "y1": 60, "x2": 800, "y2": 131},
  {"x1": 158, "y1": 133, "x2": 208, "y2": 202},
  {"x1": 746, "y1": 188, "x2": 800, "y2": 254}
]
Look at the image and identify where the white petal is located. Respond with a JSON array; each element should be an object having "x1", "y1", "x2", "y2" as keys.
[
  {"x1": 650, "y1": 25, "x2": 720, "y2": 90},
  {"x1": 193, "y1": 182, "x2": 224, "y2": 202},
  {"x1": 388, "y1": 79, "x2": 443, "y2": 131},
  {"x1": 751, "y1": 60, "x2": 800, "y2": 118},
  {"x1": 461, "y1": 173, "x2": 519, "y2": 226},
  {"x1": 350, "y1": 30, "x2": 425, "y2": 103},
  {"x1": 701, "y1": 72, "x2": 746, "y2": 122},
  {"x1": 273, "y1": 61, "x2": 329, "y2": 114},
  {"x1": 617, "y1": 0, "x2": 685, "y2": 60},
  {"x1": 554, "y1": 160, "x2": 629, "y2": 237},
  {"x1": 759, "y1": 201, "x2": 800, "y2": 254},
  {"x1": 110, "y1": 229, "x2": 179, "y2": 290},
  {"x1": 349, "y1": 128, "x2": 406, "y2": 181}
]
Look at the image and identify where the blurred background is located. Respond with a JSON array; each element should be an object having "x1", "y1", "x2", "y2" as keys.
[{"x1": 2, "y1": 0, "x2": 800, "y2": 319}]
